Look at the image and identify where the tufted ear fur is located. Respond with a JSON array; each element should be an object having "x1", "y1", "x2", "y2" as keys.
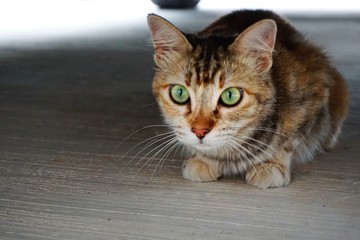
[
  {"x1": 229, "y1": 19, "x2": 277, "y2": 72},
  {"x1": 147, "y1": 14, "x2": 192, "y2": 65}
]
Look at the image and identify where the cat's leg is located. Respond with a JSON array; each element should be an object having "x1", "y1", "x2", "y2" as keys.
[
  {"x1": 182, "y1": 157, "x2": 221, "y2": 182},
  {"x1": 245, "y1": 151, "x2": 292, "y2": 189}
]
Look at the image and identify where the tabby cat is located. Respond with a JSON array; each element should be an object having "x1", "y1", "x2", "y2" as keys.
[{"x1": 147, "y1": 10, "x2": 348, "y2": 188}]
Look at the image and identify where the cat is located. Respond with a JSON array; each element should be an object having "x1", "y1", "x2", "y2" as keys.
[{"x1": 146, "y1": 9, "x2": 349, "y2": 188}]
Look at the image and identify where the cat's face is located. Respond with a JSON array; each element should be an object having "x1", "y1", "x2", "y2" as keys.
[{"x1": 148, "y1": 14, "x2": 277, "y2": 157}]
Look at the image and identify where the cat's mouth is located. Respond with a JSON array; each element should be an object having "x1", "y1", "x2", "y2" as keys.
[{"x1": 178, "y1": 135, "x2": 213, "y2": 149}]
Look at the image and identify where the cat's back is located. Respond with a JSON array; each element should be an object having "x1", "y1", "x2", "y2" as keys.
[{"x1": 199, "y1": 9, "x2": 303, "y2": 50}]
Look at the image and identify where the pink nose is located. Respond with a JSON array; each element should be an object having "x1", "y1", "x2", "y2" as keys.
[{"x1": 191, "y1": 128, "x2": 210, "y2": 139}]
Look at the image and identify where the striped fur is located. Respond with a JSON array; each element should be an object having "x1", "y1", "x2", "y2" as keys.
[{"x1": 147, "y1": 10, "x2": 349, "y2": 188}]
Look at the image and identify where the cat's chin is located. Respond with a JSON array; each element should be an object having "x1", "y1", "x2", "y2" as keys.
[
  {"x1": 192, "y1": 143, "x2": 215, "y2": 151},
  {"x1": 185, "y1": 141, "x2": 225, "y2": 156},
  {"x1": 179, "y1": 134, "x2": 226, "y2": 155}
]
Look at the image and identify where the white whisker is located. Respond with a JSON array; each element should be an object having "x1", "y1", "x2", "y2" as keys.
[
  {"x1": 132, "y1": 135, "x2": 176, "y2": 168},
  {"x1": 132, "y1": 137, "x2": 178, "y2": 180},
  {"x1": 122, "y1": 132, "x2": 176, "y2": 171},
  {"x1": 115, "y1": 124, "x2": 173, "y2": 150},
  {"x1": 228, "y1": 138, "x2": 276, "y2": 181},
  {"x1": 255, "y1": 127, "x2": 293, "y2": 138},
  {"x1": 229, "y1": 134, "x2": 274, "y2": 159},
  {"x1": 227, "y1": 126, "x2": 308, "y2": 179},
  {"x1": 131, "y1": 139, "x2": 175, "y2": 177},
  {"x1": 150, "y1": 140, "x2": 181, "y2": 181},
  {"x1": 225, "y1": 140, "x2": 253, "y2": 175},
  {"x1": 240, "y1": 135, "x2": 278, "y2": 154},
  {"x1": 119, "y1": 131, "x2": 175, "y2": 166}
]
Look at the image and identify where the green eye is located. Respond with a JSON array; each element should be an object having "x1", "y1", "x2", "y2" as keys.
[
  {"x1": 170, "y1": 85, "x2": 190, "y2": 104},
  {"x1": 220, "y1": 87, "x2": 243, "y2": 106}
]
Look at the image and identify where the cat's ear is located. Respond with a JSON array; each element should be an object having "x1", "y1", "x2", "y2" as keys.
[
  {"x1": 230, "y1": 19, "x2": 277, "y2": 72},
  {"x1": 147, "y1": 14, "x2": 192, "y2": 65}
]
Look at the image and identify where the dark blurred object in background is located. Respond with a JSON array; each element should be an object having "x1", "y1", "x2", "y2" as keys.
[{"x1": 151, "y1": 0, "x2": 200, "y2": 9}]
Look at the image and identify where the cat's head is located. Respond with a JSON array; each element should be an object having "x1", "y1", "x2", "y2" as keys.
[{"x1": 147, "y1": 14, "x2": 277, "y2": 157}]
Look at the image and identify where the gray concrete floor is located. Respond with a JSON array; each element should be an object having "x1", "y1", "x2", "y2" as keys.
[{"x1": 0, "y1": 10, "x2": 359, "y2": 240}]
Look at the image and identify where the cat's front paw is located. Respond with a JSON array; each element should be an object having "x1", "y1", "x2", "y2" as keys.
[
  {"x1": 245, "y1": 162, "x2": 290, "y2": 189},
  {"x1": 182, "y1": 158, "x2": 220, "y2": 182}
]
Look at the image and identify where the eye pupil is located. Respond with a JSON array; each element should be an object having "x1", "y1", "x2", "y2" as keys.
[{"x1": 227, "y1": 91, "x2": 232, "y2": 99}]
